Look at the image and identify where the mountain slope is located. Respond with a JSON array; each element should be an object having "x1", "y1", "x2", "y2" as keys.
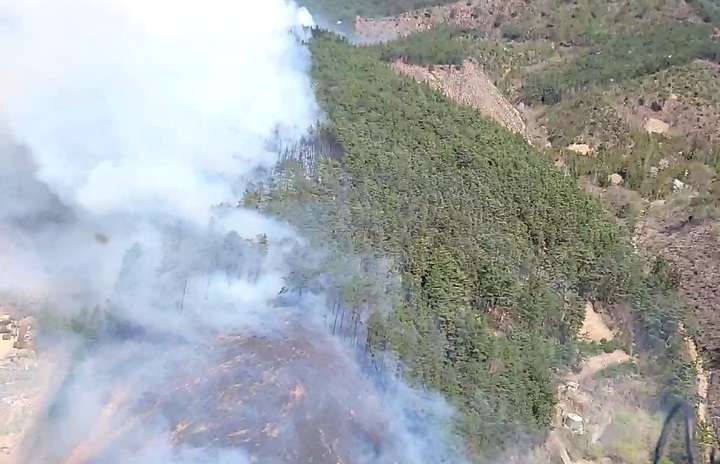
[
  {"x1": 292, "y1": 0, "x2": 720, "y2": 457},
  {"x1": 246, "y1": 31, "x2": 695, "y2": 461}
]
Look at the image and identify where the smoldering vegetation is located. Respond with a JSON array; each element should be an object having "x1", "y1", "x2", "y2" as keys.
[
  {"x1": 0, "y1": 0, "x2": 468, "y2": 462},
  {"x1": 18, "y1": 188, "x2": 466, "y2": 464}
]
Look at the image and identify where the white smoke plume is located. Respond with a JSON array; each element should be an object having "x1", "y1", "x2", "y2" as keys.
[
  {"x1": 0, "y1": 0, "x2": 467, "y2": 462},
  {"x1": 0, "y1": 0, "x2": 316, "y2": 313}
]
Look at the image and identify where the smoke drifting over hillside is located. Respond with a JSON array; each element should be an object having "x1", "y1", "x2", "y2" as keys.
[
  {"x1": 0, "y1": 0, "x2": 465, "y2": 463},
  {"x1": 0, "y1": 0, "x2": 317, "y2": 314}
]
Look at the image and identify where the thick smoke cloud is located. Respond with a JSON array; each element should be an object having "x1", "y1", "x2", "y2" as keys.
[
  {"x1": 0, "y1": 0, "x2": 466, "y2": 462},
  {"x1": 0, "y1": 0, "x2": 316, "y2": 314}
]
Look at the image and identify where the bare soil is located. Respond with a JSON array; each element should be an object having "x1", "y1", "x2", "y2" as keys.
[
  {"x1": 538, "y1": 348, "x2": 644, "y2": 464},
  {"x1": 391, "y1": 59, "x2": 550, "y2": 147},
  {"x1": 578, "y1": 302, "x2": 615, "y2": 343}
]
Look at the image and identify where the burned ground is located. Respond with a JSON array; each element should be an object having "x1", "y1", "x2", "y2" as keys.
[{"x1": 22, "y1": 318, "x2": 461, "y2": 464}]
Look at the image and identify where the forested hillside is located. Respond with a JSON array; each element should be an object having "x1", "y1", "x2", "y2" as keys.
[
  {"x1": 7, "y1": 0, "x2": 720, "y2": 462},
  {"x1": 344, "y1": 5, "x2": 720, "y2": 447},
  {"x1": 363, "y1": 0, "x2": 720, "y2": 201},
  {"x1": 245, "y1": 32, "x2": 694, "y2": 460},
  {"x1": 298, "y1": 0, "x2": 456, "y2": 23}
]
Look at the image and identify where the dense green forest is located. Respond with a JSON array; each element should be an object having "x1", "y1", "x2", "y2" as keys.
[
  {"x1": 378, "y1": 25, "x2": 478, "y2": 66},
  {"x1": 244, "y1": 32, "x2": 695, "y2": 459}
]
